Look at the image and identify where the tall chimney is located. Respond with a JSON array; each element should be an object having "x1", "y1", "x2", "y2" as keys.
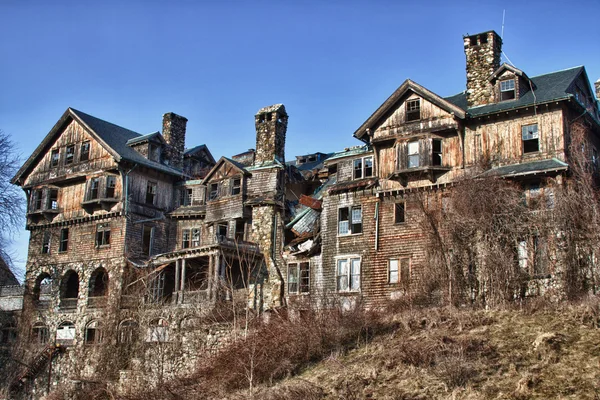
[
  {"x1": 595, "y1": 79, "x2": 600, "y2": 101},
  {"x1": 254, "y1": 104, "x2": 287, "y2": 166},
  {"x1": 464, "y1": 30, "x2": 502, "y2": 108},
  {"x1": 162, "y1": 112, "x2": 187, "y2": 169}
]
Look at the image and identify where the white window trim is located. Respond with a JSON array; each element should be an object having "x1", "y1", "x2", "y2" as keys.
[
  {"x1": 389, "y1": 257, "x2": 411, "y2": 285},
  {"x1": 338, "y1": 205, "x2": 363, "y2": 236},
  {"x1": 353, "y1": 156, "x2": 374, "y2": 180},
  {"x1": 335, "y1": 255, "x2": 361, "y2": 293}
]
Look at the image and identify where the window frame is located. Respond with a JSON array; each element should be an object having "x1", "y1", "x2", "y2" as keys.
[
  {"x1": 42, "y1": 231, "x2": 51, "y2": 254},
  {"x1": 145, "y1": 181, "x2": 157, "y2": 205},
  {"x1": 88, "y1": 178, "x2": 100, "y2": 200},
  {"x1": 105, "y1": 176, "x2": 117, "y2": 198},
  {"x1": 182, "y1": 228, "x2": 191, "y2": 249},
  {"x1": 65, "y1": 145, "x2": 75, "y2": 165},
  {"x1": 500, "y1": 79, "x2": 516, "y2": 101},
  {"x1": 231, "y1": 178, "x2": 241, "y2": 195},
  {"x1": 95, "y1": 224, "x2": 111, "y2": 248},
  {"x1": 287, "y1": 262, "x2": 310, "y2": 294},
  {"x1": 394, "y1": 202, "x2": 406, "y2": 224},
  {"x1": 522, "y1": 123, "x2": 540, "y2": 154},
  {"x1": 405, "y1": 98, "x2": 421, "y2": 122},
  {"x1": 353, "y1": 156, "x2": 373, "y2": 180},
  {"x1": 407, "y1": 140, "x2": 420, "y2": 168},
  {"x1": 338, "y1": 205, "x2": 362, "y2": 236},
  {"x1": 59, "y1": 228, "x2": 69, "y2": 253},
  {"x1": 209, "y1": 183, "x2": 219, "y2": 200},
  {"x1": 50, "y1": 149, "x2": 60, "y2": 167},
  {"x1": 336, "y1": 257, "x2": 361, "y2": 292},
  {"x1": 191, "y1": 228, "x2": 201, "y2": 247},
  {"x1": 80, "y1": 141, "x2": 90, "y2": 162},
  {"x1": 389, "y1": 257, "x2": 411, "y2": 285}
]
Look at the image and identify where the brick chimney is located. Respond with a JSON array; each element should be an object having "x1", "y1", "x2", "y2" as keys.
[
  {"x1": 464, "y1": 30, "x2": 502, "y2": 108},
  {"x1": 254, "y1": 104, "x2": 287, "y2": 165},
  {"x1": 162, "y1": 112, "x2": 187, "y2": 169}
]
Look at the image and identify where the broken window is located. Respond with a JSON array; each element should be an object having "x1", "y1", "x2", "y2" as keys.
[
  {"x1": 408, "y1": 141, "x2": 420, "y2": 168},
  {"x1": 88, "y1": 267, "x2": 108, "y2": 298},
  {"x1": 56, "y1": 321, "x2": 75, "y2": 345},
  {"x1": 88, "y1": 178, "x2": 100, "y2": 200},
  {"x1": 217, "y1": 223, "x2": 228, "y2": 239},
  {"x1": 146, "y1": 181, "x2": 157, "y2": 205},
  {"x1": 288, "y1": 262, "x2": 310, "y2": 294},
  {"x1": 31, "y1": 322, "x2": 49, "y2": 344},
  {"x1": 59, "y1": 228, "x2": 69, "y2": 252},
  {"x1": 353, "y1": 158, "x2": 363, "y2": 179},
  {"x1": 209, "y1": 183, "x2": 219, "y2": 200},
  {"x1": 432, "y1": 139, "x2": 442, "y2": 166},
  {"x1": 106, "y1": 176, "x2": 116, "y2": 198},
  {"x1": 147, "y1": 318, "x2": 169, "y2": 343},
  {"x1": 231, "y1": 178, "x2": 241, "y2": 195},
  {"x1": 65, "y1": 145, "x2": 75, "y2": 165},
  {"x1": 181, "y1": 188, "x2": 193, "y2": 205},
  {"x1": 336, "y1": 258, "x2": 360, "y2": 292},
  {"x1": 51, "y1": 149, "x2": 59, "y2": 167},
  {"x1": 84, "y1": 320, "x2": 103, "y2": 345},
  {"x1": 42, "y1": 231, "x2": 51, "y2": 254},
  {"x1": 192, "y1": 228, "x2": 201, "y2": 247},
  {"x1": 80, "y1": 141, "x2": 90, "y2": 161},
  {"x1": 32, "y1": 189, "x2": 43, "y2": 211},
  {"x1": 182, "y1": 229, "x2": 191, "y2": 249},
  {"x1": 118, "y1": 319, "x2": 139, "y2": 344},
  {"x1": 522, "y1": 124, "x2": 539, "y2": 153},
  {"x1": 47, "y1": 188, "x2": 58, "y2": 210},
  {"x1": 142, "y1": 225, "x2": 154, "y2": 256},
  {"x1": 95, "y1": 224, "x2": 111, "y2": 247},
  {"x1": 500, "y1": 79, "x2": 516, "y2": 101},
  {"x1": 406, "y1": 99, "x2": 421, "y2": 122},
  {"x1": 353, "y1": 156, "x2": 373, "y2": 179},
  {"x1": 338, "y1": 206, "x2": 362, "y2": 235},
  {"x1": 395, "y1": 202, "x2": 405, "y2": 224},
  {"x1": 235, "y1": 220, "x2": 245, "y2": 242}
]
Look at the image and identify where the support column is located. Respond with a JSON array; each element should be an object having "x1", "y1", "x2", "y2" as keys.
[
  {"x1": 208, "y1": 255, "x2": 213, "y2": 301},
  {"x1": 180, "y1": 258, "x2": 187, "y2": 298},
  {"x1": 174, "y1": 259, "x2": 180, "y2": 304}
]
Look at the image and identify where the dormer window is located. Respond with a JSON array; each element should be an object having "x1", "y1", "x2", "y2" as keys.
[
  {"x1": 406, "y1": 99, "x2": 421, "y2": 122},
  {"x1": 500, "y1": 79, "x2": 516, "y2": 101}
]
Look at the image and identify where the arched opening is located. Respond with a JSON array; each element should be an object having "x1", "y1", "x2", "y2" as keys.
[
  {"x1": 146, "y1": 318, "x2": 169, "y2": 342},
  {"x1": 84, "y1": 320, "x2": 103, "y2": 345},
  {"x1": 60, "y1": 270, "x2": 79, "y2": 309},
  {"x1": 88, "y1": 267, "x2": 109, "y2": 308},
  {"x1": 31, "y1": 322, "x2": 49, "y2": 344},
  {"x1": 32, "y1": 273, "x2": 52, "y2": 308},
  {"x1": 118, "y1": 319, "x2": 139, "y2": 344},
  {"x1": 56, "y1": 321, "x2": 75, "y2": 345}
]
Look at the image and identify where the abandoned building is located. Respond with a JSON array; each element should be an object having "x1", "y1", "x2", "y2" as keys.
[{"x1": 2, "y1": 29, "x2": 600, "y2": 395}]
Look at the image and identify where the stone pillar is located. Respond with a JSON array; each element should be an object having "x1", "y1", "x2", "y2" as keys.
[
  {"x1": 180, "y1": 258, "x2": 186, "y2": 293},
  {"x1": 174, "y1": 259, "x2": 180, "y2": 303},
  {"x1": 162, "y1": 112, "x2": 187, "y2": 169},
  {"x1": 463, "y1": 30, "x2": 502, "y2": 107},
  {"x1": 595, "y1": 79, "x2": 600, "y2": 101}
]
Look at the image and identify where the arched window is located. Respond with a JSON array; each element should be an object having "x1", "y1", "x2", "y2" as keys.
[
  {"x1": 31, "y1": 322, "x2": 49, "y2": 344},
  {"x1": 56, "y1": 321, "x2": 75, "y2": 345},
  {"x1": 32, "y1": 273, "x2": 52, "y2": 307},
  {"x1": 118, "y1": 319, "x2": 139, "y2": 344},
  {"x1": 84, "y1": 320, "x2": 102, "y2": 345},
  {"x1": 88, "y1": 267, "x2": 108, "y2": 297},
  {"x1": 60, "y1": 270, "x2": 79, "y2": 309},
  {"x1": 146, "y1": 318, "x2": 169, "y2": 343},
  {"x1": 0, "y1": 319, "x2": 17, "y2": 345}
]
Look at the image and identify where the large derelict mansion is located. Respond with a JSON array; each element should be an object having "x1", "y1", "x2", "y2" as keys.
[{"x1": 2, "y1": 29, "x2": 600, "y2": 394}]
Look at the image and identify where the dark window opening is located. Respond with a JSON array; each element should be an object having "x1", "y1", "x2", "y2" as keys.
[
  {"x1": 65, "y1": 145, "x2": 75, "y2": 165},
  {"x1": 522, "y1": 124, "x2": 539, "y2": 153},
  {"x1": 432, "y1": 139, "x2": 442, "y2": 166},
  {"x1": 479, "y1": 34, "x2": 487, "y2": 44},
  {"x1": 89, "y1": 178, "x2": 100, "y2": 200},
  {"x1": 353, "y1": 158, "x2": 363, "y2": 179},
  {"x1": 209, "y1": 183, "x2": 219, "y2": 200},
  {"x1": 80, "y1": 141, "x2": 90, "y2": 161},
  {"x1": 191, "y1": 228, "x2": 200, "y2": 247},
  {"x1": 31, "y1": 323, "x2": 49, "y2": 344},
  {"x1": 500, "y1": 79, "x2": 516, "y2": 101},
  {"x1": 146, "y1": 267, "x2": 174, "y2": 305},
  {"x1": 400, "y1": 258, "x2": 411, "y2": 287},
  {"x1": 106, "y1": 176, "x2": 116, "y2": 198},
  {"x1": 328, "y1": 163, "x2": 338, "y2": 174},
  {"x1": 95, "y1": 224, "x2": 110, "y2": 247},
  {"x1": 364, "y1": 157, "x2": 373, "y2": 177},
  {"x1": 42, "y1": 232, "x2": 51, "y2": 254},
  {"x1": 395, "y1": 202, "x2": 405, "y2": 224},
  {"x1": 338, "y1": 206, "x2": 362, "y2": 235},
  {"x1": 89, "y1": 267, "x2": 108, "y2": 297},
  {"x1": 32, "y1": 273, "x2": 52, "y2": 304},
  {"x1": 267, "y1": 113, "x2": 273, "y2": 122},
  {"x1": 406, "y1": 99, "x2": 421, "y2": 122},
  {"x1": 51, "y1": 149, "x2": 59, "y2": 167},
  {"x1": 84, "y1": 321, "x2": 102, "y2": 345},
  {"x1": 32, "y1": 189, "x2": 43, "y2": 211},
  {"x1": 146, "y1": 181, "x2": 157, "y2": 205},
  {"x1": 59, "y1": 228, "x2": 69, "y2": 252},
  {"x1": 235, "y1": 220, "x2": 245, "y2": 241},
  {"x1": 217, "y1": 223, "x2": 228, "y2": 239},
  {"x1": 182, "y1": 229, "x2": 191, "y2": 249},
  {"x1": 48, "y1": 189, "x2": 58, "y2": 210},
  {"x1": 142, "y1": 226, "x2": 154, "y2": 256},
  {"x1": 231, "y1": 178, "x2": 241, "y2": 195}
]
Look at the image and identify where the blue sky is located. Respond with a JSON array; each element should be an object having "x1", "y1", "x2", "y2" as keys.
[{"x1": 2, "y1": 0, "x2": 600, "y2": 278}]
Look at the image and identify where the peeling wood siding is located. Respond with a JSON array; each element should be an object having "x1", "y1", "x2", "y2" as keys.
[
  {"x1": 128, "y1": 169, "x2": 174, "y2": 211},
  {"x1": 24, "y1": 120, "x2": 118, "y2": 188}
]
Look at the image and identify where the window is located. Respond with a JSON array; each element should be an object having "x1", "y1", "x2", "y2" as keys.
[
  {"x1": 106, "y1": 176, "x2": 116, "y2": 198},
  {"x1": 89, "y1": 178, "x2": 100, "y2": 200},
  {"x1": 235, "y1": 220, "x2": 245, "y2": 242},
  {"x1": 395, "y1": 202, "x2": 405, "y2": 224},
  {"x1": 217, "y1": 223, "x2": 228, "y2": 239},
  {"x1": 353, "y1": 156, "x2": 373, "y2": 179},
  {"x1": 32, "y1": 189, "x2": 43, "y2": 211},
  {"x1": 408, "y1": 141, "x2": 420, "y2": 168},
  {"x1": 142, "y1": 226, "x2": 154, "y2": 256},
  {"x1": 59, "y1": 228, "x2": 69, "y2": 252},
  {"x1": 432, "y1": 139, "x2": 442, "y2": 166},
  {"x1": 522, "y1": 124, "x2": 539, "y2": 153},
  {"x1": 80, "y1": 141, "x2": 90, "y2": 161},
  {"x1": 191, "y1": 228, "x2": 201, "y2": 247},
  {"x1": 593, "y1": 149, "x2": 598, "y2": 169},
  {"x1": 209, "y1": 183, "x2": 219, "y2": 200},
  {"x1": 56, "y1": 321, "x2": 75, "y2": 345},
  {"x1": 42, "y1": 231, "x2": 51, "y2": 254},
  {"x1": 338, "y1": 206, "x2": 362, "y2": 235},
  {"x1": 89, "y1": 267, "x2": 108, "y2": 297},
  {"x1": 84, "y1": 320, "x2": 103, "y2": 345},
  {"x1": 146, "y1": 181, "x2": 157, "y2": 205},
  {"x1": 118, "y1": 320, "x2": 139, "y2": 344},
  {"x1": 500, "y1": 79, "x2": 516, "y2": 101},
  {"x1": 231, "y1": 178, "x2": 241, "y2": 195},
  {"x1": 147, "y1": 318, "x2": 169, "y2": 342},
  {"x1": 51, "y1": 149, "x2": 59, "y2": 167},
  {"x1": 182, "y1": 229, "x2": 191, "y2": 249},
  {"x1": 406, "y1": 99, "x2": 421, "y2": 122},
  {"x1": 288, "y1": 262, "x2": 310, "y2": 294},
  {"x1": 336, "y1": 258, "x2": 360, "y2": 292},
  {"x1": 31, "y1": 322, "x2": 49, "y2": 344},
  {"x1": 180, "y1": 188, "x2": 192, "y2": 206},
  {"x1": 47, "y1": 189, "x2": 58, "y2": 210},
  {"x1": 65, "y1": 145, "x2": 75, "y2": 165},
  {"x1": 95, "y1": 224, "x2": 111, "y2": 247},
  {"x1": 389, "y1": 258, "x2": 411, "y2": 285},
  {"x1": 0, "y1": 321, "x2": 16, "y2": 345}
]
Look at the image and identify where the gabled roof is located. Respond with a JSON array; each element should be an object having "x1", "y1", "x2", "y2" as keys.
[
  {"x1": 446, "y1": 66, "x2": 586, "y2": 117},
  {"x1": 354, "y1": 79, "x2": 467, "y2": 141},
  {"x1": 488, "y1": 63, "x2": 533, "y2": 86},
  {"x1": 12, "y1": 108, "x2": 184, "y2": 185},
  {"x1": 201, "y1": 156, "x2": 249, "y2": 184},
  {"x1": 126, "y1": 131, "x2": 165, "y2": 146},
  {"x1": 184, "y1": 144, "x2": 216, "y2": 164}
]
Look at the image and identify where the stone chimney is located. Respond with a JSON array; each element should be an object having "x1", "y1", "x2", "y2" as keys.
[
  {"x1": 162, "y1": 112, "x2": 187, "y2": 169},
  {"x1": 595, "y1": 79, "x2": 600, "y2": 101},
  {"x1": 464, "y1": 30, "x2": 502, "y2": 108},
  {"x1": 254, "y1": 104, "x2": 287, "y2": 165}
]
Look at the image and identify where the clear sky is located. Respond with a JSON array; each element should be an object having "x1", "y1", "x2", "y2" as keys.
[{"x1": 2, "y1": 0, "x2": 600, "y2": 279}]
